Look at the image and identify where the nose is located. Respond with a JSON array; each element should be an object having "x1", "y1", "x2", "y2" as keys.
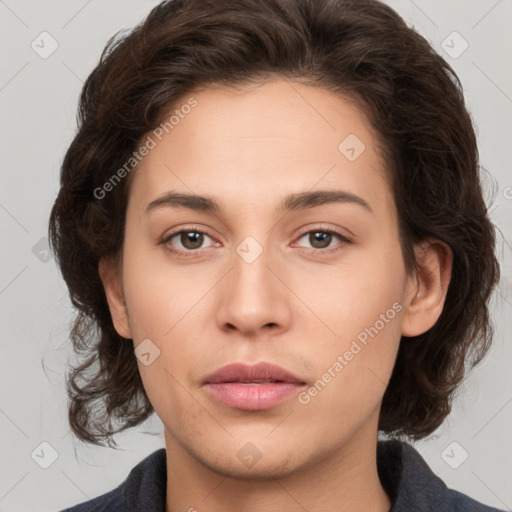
[{"x1": 215, "y1": 242, "x2": 291, "y2": 337}]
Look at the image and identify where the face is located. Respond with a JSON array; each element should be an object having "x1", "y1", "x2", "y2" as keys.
[{"x1": 101, "y1": 78, "x2": 447, "y2": 479}]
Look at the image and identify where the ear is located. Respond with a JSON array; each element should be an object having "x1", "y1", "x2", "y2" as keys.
[
  {"x1": 401, "y1": 238, "x2": 453, "y2": 337},
  {"x1": 98, "y1": 257, "x2": 132, "y2": 339}
]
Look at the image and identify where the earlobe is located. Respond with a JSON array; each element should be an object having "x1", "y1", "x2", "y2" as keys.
[
  {"x1": 98, "y1": 257, "x2": 132, "y2": 339},
  {"x1": 401, "y1": 239, "x2": 453, "y2": 337}
]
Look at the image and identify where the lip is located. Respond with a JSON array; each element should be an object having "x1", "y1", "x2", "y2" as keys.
[{"x1": 202, "y1": 362, "x2": 306, "y2": 411}]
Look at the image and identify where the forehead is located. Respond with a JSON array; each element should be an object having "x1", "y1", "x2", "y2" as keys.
[{"x1": 128, "y1": 79, "x2": 393, "y2": 220}]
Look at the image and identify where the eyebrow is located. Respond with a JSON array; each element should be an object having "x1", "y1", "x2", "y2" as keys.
[{"x1": 145, "y1": 189, "x2": 373, "y2": 215}]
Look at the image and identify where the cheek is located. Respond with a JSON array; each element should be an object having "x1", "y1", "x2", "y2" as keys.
[
  {"x1": 291, "y1": 239, "x2": 406, "y2": 349},
  {"x1": 291, "y1": 245, "x2": 405, "y2": 415},
  {"x1": 120, "y1": 241, "x2": 206, "y2": 396},
  {"x1": 295, "y1": 301, "x2": 403, "y2": 443},
  {"x1": 121, "y1": 240, "x2": 210, "y2": 339}
]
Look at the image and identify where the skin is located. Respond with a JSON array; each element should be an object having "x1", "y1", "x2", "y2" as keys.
[{"x1": 100, "y1": 78, "x2": 452, "y2": 512}]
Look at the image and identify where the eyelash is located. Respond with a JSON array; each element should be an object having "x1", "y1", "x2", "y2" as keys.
[{"x1": 160, "y1": 225, "x2": 352, "y2": 258}]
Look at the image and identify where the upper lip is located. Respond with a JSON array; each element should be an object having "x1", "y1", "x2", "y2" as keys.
[{"x1": 203, "y1": 362, "x2": 306, "y2": 385}]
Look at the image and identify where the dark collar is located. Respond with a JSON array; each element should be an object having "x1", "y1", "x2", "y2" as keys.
[
  {"x1": 377, "y1": 439, "x2": 504, "y2": 511},
  {"x1": 116, "y1": 440, "x2": 503, "y2": 512}
]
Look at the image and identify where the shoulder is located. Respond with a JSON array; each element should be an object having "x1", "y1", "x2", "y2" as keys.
[
  {"x1": 446, "y1": 488, "x2": 506, "y2": 512},
  {"x1": 377, "y1": 440, "x2": 506, "y2": 512},
  {"x1": 59, "y1": 487, "x2": 124, "y2": 512},
  {"x1": 57, "y1": 448, "x2": 167, "y2": 512}
]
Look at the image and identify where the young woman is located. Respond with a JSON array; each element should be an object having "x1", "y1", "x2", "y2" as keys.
[{"x1": 49, "y1": 0, "x2": 504, "y2": 510}]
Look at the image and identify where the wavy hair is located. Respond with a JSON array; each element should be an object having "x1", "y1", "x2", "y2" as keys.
[{"x1": 49, "y1": 0, "x2": 500, "y2": 445}]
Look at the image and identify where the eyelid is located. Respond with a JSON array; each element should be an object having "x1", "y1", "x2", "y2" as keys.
[
  {"x1": 293, "y1": 224, "x2": 353, "y2": 242},
  {"x1": 161, "y1": 225, "x2": 218, "y2": 247},
  {"x1": 291, "y1": 225, "x2": 353, "y2": 254}
]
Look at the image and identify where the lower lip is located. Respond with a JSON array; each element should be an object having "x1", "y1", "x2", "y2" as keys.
[{"x1": 204, "y1": 382, "x2": 304, "y2": 410}]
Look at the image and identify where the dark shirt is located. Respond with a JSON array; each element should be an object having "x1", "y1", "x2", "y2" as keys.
[{"x1": 59, "y1": 440, "x2": 506, "y2": 511}]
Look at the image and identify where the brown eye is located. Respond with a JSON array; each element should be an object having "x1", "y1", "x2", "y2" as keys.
[
  {"x1": 295, "y1": 229, "x2": 351, "y2": 252},
  {"x1": 309, "y1": 231, "x2": 333, "y2": 249},
  {"x1": 178, "y1": 231, "x2": 204, "y2": 250},
  {"x1": 163, "y1": 229, "x2": 215, "y2": 254}
]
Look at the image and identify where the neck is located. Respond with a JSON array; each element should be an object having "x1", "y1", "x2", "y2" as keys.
[{"x1": 164, "y1": 426, "x2": 391, "y2": 512}]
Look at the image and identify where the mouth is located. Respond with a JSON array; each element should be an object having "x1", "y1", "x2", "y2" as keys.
[
  {"x1": 202, "y1": 362, "x2": 306, "y2": 410},
  {"x1": 203, "y1": 361, "x2": 306, "y2": 385}
]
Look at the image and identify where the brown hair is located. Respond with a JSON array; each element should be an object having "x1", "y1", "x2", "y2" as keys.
[{"x1": 49, "y1": 0, "x2": 500, "y2": 446}]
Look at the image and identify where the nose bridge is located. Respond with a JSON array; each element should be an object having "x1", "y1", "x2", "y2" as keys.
[
  {"x1": 216, "y1": 235, "x2": 290, "y2": 333},
  {"x1": 234, "y1": 239, "x2": 272, "y2": 291}
]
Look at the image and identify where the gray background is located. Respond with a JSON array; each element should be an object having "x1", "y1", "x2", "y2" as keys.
[{"x1": 0, "y1": 1, "x2": 511, "y2": 511}]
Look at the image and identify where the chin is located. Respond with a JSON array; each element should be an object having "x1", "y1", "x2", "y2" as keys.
[{"x1": 202, "y1": 450, "x2": 306, "y2": 481}]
